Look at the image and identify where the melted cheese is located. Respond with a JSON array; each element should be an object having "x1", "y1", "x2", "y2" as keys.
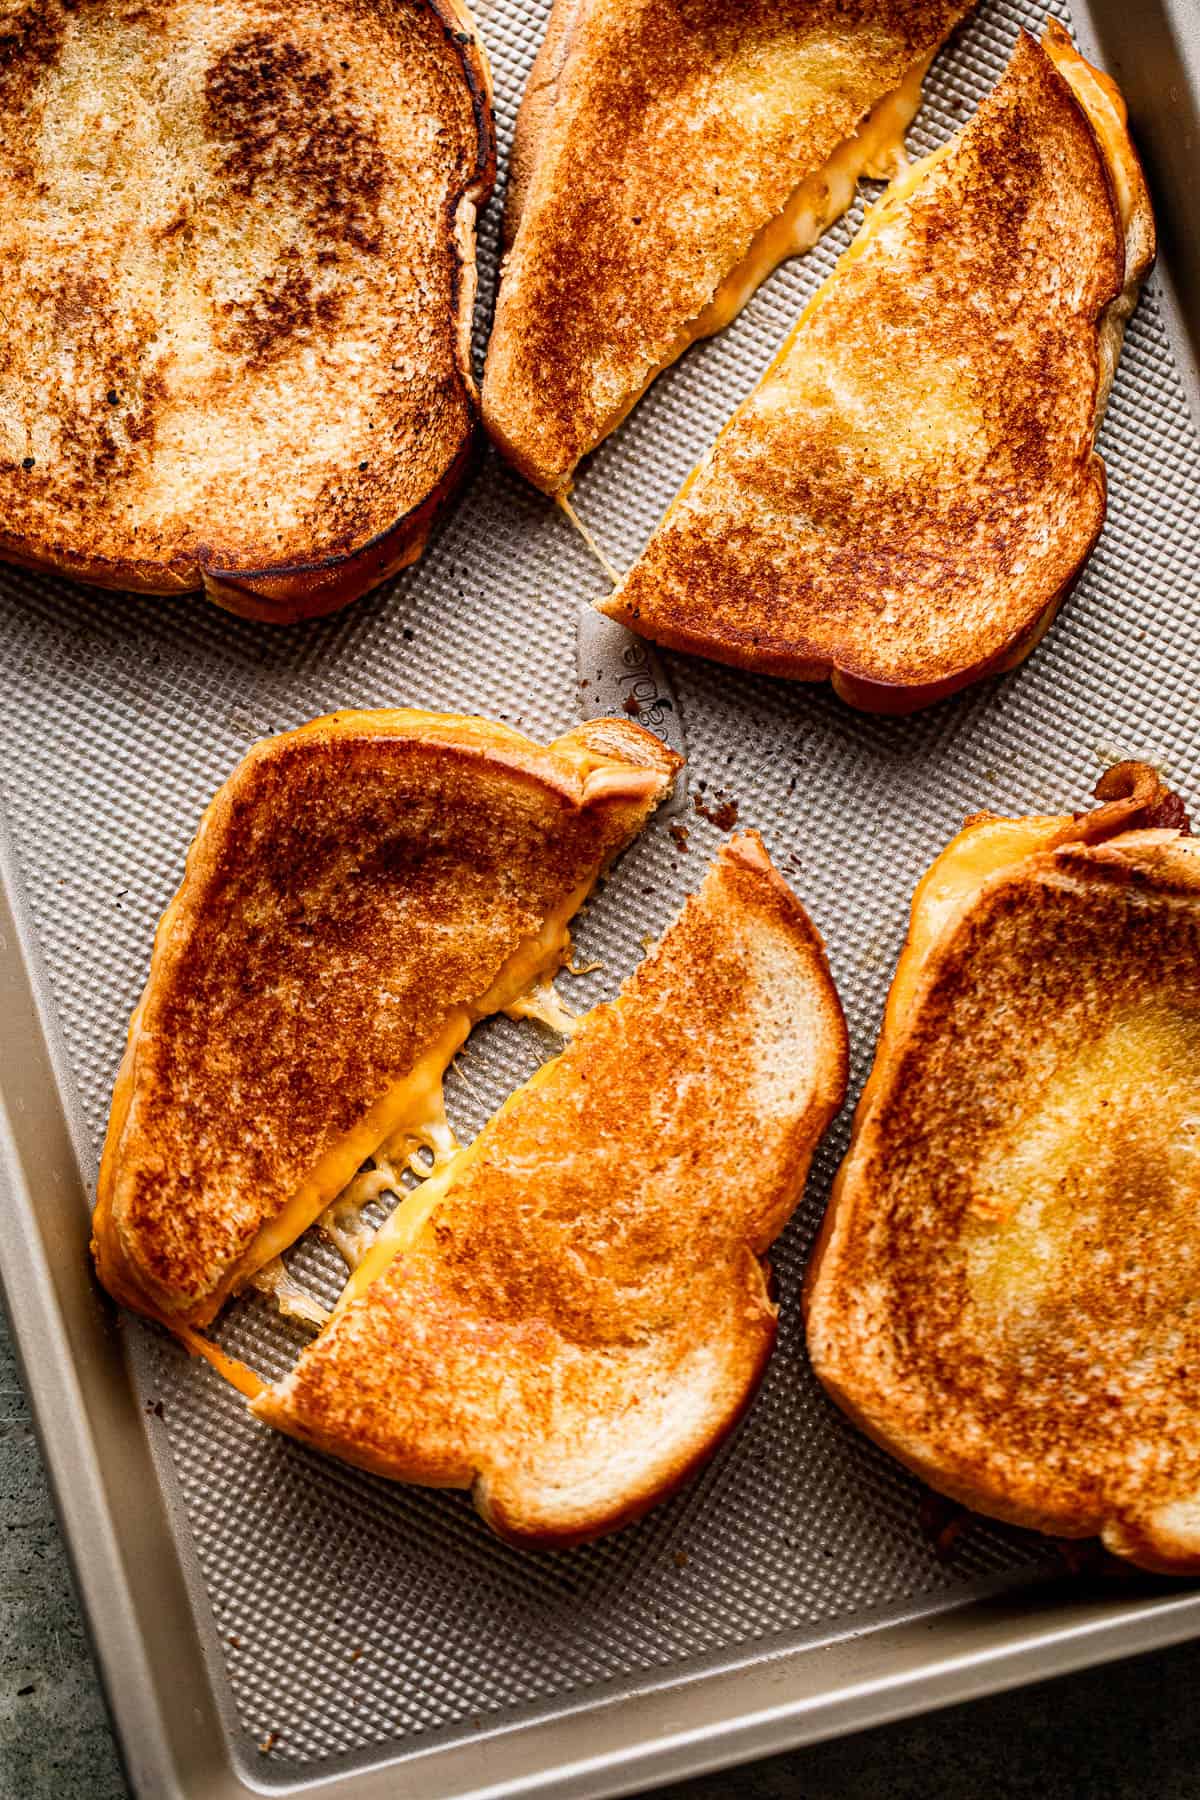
[
  {"x1": 320, "y1": 1165, "x2": 400, "y2": 1271},
  {"x1": 223, "y1": 879, "x2": 590, "y2": 1301},
  {"x1": 174, "y1": 1326, "x2": 266, "y2": 1400},
  {"x1": 224, "y1": 1013, "x2": 470, "y2": 1296},
  {"x1": 335, "y1": 1059, "x2": 563, "y2": 1315},
  {"x1": 334, "y1": 1163, "x2": 402, "y2": 1212},
  {"x1": 251, "y1": 1258, "x2": 329, "y2": 1330},
  {"x1": 684, "y1": 51, "x2": 932, "y2": 346},
  {"x1": 316, "y1": 1138, "x2": 456, "y2": 1276},
  {"x1": 334, "y1": 1154, "x2": 470, "y2": 1315},
  {"x1": 470, "y1": 877, "x2": 590, "y2": 1014},
  {"x1": 667, "y1": 130, "x2": 955, "y2": 518},
  {"x1": 374, "y1": 1069, "x2": 458, "y2": 1178},
  {"x1": 320, "y1": 1198, "x2": 382, "y2": 1270},
  {"x1": 556, "y1": 493, "x2": 623, "y2": 583},
  {"x1": 505, "y1": 975, "x2": 578, "y2": 1037},
  {"x1": 964, "y1": 999, "x2": 1200, "y2": 1316}
]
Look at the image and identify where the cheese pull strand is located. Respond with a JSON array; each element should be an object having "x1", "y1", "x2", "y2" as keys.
[
  {"x1": 175, "y1": 1326, "x2": 267, "y2": 1400},
  {"x1": 250, "y1": 1258, "x2": 329, "y2": 1330}
]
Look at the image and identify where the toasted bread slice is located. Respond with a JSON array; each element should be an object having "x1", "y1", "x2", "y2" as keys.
[
  {"x1": 482, "y1": 0, "x2": 976, "y2": 495},
  {"x1": 93, "y1": 711, "x2": 681, "y2": 1333},
  {"x1": 805, "y1": 764, "x2": 1200, "y2": 1574},
  {"x1": 601, "y1": 26, "x2": 1156, "y2": 711},
  {"x1": 254, "y1": 834, "x2": 848, "y2": 1545},
  {"x1": 0, "y1": 0, "x2": 494, "y2": 622}
]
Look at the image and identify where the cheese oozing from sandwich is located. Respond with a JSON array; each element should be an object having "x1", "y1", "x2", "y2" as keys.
[
  {"x1": 668, "y1": 27, "x2": 1142, "y2": 529},
  {"x1": 172, "y1": 894, "x2": 589, "y2": 1384},
  {"x1": 219, "y1": 880, "x2": 590, "y2": 1302},
  {"x1": 555, "y1": 54, "x2": 933, "y2": 566},
  {"x1": 684, "y1": 51, "x2": 933, "y2": 344},
  {"x1": 579, "y1": 51, "x2": 935, "y2": 484}
]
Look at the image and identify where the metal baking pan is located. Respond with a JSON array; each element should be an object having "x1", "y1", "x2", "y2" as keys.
[{"x1": 2, "y1": 0, "x2": 1199, "y2": 1794}]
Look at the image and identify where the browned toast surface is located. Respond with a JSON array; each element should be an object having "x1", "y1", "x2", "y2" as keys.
[
  {"x1": 806, "y1": 769, "x2": 1200, "y2": 1573},
  {"x1": 93, "y1": 711, "x2": 680, "y2": 1328},
  {"x1": 601, "y1": 29, "x2": 1154, "y2": 710},
  {"x1": 0, "y1": 0, "x2": 493, "y2": 619},
  {"x1": 482, "y1": 0, "x2": 974, "y2": 494},
  {"x1": 254, "y1": 834, "x2": 848, "y2": 1544}
]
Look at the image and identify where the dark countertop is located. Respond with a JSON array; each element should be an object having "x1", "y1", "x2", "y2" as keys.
[{"x1": 3, "y1": 1309, "x2": 1196, "y2": 1800}]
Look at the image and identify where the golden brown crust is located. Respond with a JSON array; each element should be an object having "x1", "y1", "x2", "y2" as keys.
[
  {"x1": 0, "y1": 0, "x2": 495, "y2": 620},
  {"x1": 255, "y1": 833, "x2": 849, "y2": 1544},
  {"x1": 502, "y1": 0, "x2": 585, "y2": 255},
  {"x1": 93, "y1": 711, "x2": 681, "y2": 1327},
  {"x1": 483, "y1": 0, "x2": 974, "y2": 494},
  {"x1": 602, "y1": 30, "x2": 1154, "y2": 708},
  {"x1": 806, "y1": 768, "x2": 1200, "y2": 1574}
]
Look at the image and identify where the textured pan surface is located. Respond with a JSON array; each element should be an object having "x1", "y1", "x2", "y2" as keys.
[{"x1": 0, "y1": 0, "x2": 1198, "y2": 1784}]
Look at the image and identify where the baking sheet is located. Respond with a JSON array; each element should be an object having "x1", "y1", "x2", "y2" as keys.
[{"x1": 1, "y1": 0, "x2": 1199, "y2": 1791}]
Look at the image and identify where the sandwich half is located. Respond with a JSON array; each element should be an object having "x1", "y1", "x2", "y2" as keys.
[
  {"x1": 602, "y1": 26, "x2": 1156, "y2": 711},
  {"x1": 805, "y1": 763, "x2": 1200, "y2": 1574},
  {"x1": 94, "y1": 711, "x2": 681, "y2": 1336},
  {"x1": 0, "y1": 0, "x2": 494, "y2": 622},
  {"x1": 254, "y1": 834, "x2": 848, "y2": 1545},
  {"x1": 482, "y1": 0, "x2": 976, "y2": 495}
]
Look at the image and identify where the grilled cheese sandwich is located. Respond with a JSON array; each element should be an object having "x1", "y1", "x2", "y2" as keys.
[
  {"x1": 806, "y1": 765, "x2": 1200, "y2": 1575},
  {"x1": 0, "y1": 0, "x2": 495, "y2": 622},
  {"x1": 94, "y1": 710, "x2": 681, "y2": 1345},
  {"x1": 602, "y1": 26, "x2": 1156, "y2": 712}
]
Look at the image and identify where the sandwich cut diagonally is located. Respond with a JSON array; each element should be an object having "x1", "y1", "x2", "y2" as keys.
[
  {"x1": 254, "y1": 834, "x2": 848, "y2": 1544},
  {"x1": 0, "y1": 0, "x2": 495, "y2": 621},
  {"x1": 93, "y1": 710, "x2": 681, "y2": 1343},
  {"x1": 482, "y1": 0, "x2": 977, "y2": 495},
  {"x1": 806, "y1": 763, "x2": 1200, "y2": 1574},
  {"x1": 601, "y1": 25, "x2": 1156, "y2": 712}
]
